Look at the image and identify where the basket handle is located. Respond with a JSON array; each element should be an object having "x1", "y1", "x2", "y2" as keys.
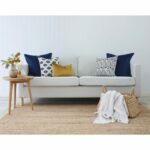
[
  {"x1": 101, "y1": 86, "x2": 135, "y2": 95},
  {"x1": 101, "y1": 85, "x2": 107, "y2": 93}
]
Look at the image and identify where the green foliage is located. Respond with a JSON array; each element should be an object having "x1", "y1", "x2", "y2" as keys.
[{"x1": 1, "y1": 52, "x2": 21, "y2": 69}]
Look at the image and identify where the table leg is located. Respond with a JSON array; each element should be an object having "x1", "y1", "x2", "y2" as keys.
[
  {"x1": 27, "y1": 81, "x2": 34, "y2": 110},
  {"x1": 9, "y1": 82, "x2": 13, "y2": 115},
  {"x1": 14, "y1": 83, "x2": 17, "y2": 108},
  {"x1": 20, "y1": 97, "x2": 24, "y2": 106}
]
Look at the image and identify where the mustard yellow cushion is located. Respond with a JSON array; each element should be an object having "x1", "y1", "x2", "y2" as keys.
[{"x1": 52, "y1": 64, "x2": 74, "y2": 77}]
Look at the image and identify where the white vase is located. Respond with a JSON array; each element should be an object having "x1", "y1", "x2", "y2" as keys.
[{"x1": 9, "y1": 64, "x2": 18, "y2": 78}]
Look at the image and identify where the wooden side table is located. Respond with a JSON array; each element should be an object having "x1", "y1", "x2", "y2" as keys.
[{"x1": 3, "y1": 76, "x2": 34, "y2": 115}]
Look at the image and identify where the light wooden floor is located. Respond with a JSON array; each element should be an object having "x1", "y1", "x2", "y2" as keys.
[
  {"x1": 0, "y1": 97, "x2": 150, "y2": 119},
  {"x1": 0, "y1": 97, "x2": 99, "y2": 118}
]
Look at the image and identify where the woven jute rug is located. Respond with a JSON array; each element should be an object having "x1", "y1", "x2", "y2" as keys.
[{"x1": 0, "y1": 103, "x2": 150, "y2": 134}]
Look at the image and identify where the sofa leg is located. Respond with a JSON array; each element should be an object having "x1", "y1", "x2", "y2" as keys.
[{"x1": 20, "y1": 97, "x2": 24, "y2": 106}]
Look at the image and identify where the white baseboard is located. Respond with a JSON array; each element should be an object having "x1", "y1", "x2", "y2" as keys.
[
  {"x1": 1, "y1": 96, "x2": 150, "y2": 99},
  {"x1": 0, "y1": 109, "x2": 8, "y2": 119},
  {"x1": 139, "y1": 95, "x2": 150, "y2": 102},
  {"x1": 141, "y1": 92, "x2": 150, "y2": 97}
]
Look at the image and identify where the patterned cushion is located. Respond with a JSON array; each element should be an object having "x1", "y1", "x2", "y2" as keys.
[
  {"x1": 38, "y1": 57, "x2": 59, "y2": 77},
  {"x1": 96, "y1": 57, "x2": 117, "y2": 76}
]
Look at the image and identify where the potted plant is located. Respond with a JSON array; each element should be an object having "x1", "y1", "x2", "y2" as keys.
[{"x1": 1, "y1": 52, "x2": 21, "y2": 78}]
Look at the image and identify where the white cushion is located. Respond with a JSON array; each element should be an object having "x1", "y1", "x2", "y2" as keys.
[
  {"x1": 79, "y1": 76, "x2": 135, "y2": 86},
  {"x1": 59, "y1": 57, "x2": 78, "y2": 76},
  {"x1": 78, "y1": 57, "x2": 97, "y2": 76},
  {"x1": 30, "y1": 77, "x2": 79, "y2": 86}
]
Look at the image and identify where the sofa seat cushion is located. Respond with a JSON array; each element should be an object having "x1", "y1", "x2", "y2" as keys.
[
  {"x1": 30, "y1": 77, "x2": 79, "y2": 86},
  {"x1": 79, "y1": 76, "x2": 135, "y2": 86}
]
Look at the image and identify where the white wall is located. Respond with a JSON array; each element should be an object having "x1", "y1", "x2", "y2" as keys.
[{"x1": 0, "y1": 16, "x2": 150, "y2": 97}]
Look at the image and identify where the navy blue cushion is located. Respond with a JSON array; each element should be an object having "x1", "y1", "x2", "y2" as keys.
[
  {"x1": 24, "y1": 53, "x2": 52, "y2": 76},
  {"x1": 107, "y1": 53, "x2": 134, "y2": 76}
]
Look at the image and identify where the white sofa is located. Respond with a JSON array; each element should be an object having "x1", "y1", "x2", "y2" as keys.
[{"x1": 18, "y1": 57, "x2": 141, "y2": 98}]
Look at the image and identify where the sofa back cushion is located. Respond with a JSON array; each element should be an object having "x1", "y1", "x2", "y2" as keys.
[
  {"x1": 59, "y1": 57, "x2": 78, "y2": 76},
  {"x1": 78, "y1": 57, "x2": 97, "y2": 76}
]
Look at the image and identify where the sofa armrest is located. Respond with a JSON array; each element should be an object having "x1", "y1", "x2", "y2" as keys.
[
  {"x1": 17, "y1": 64, "x2": 28, "y2": 98},
  {"x1": 131, "y1": 63, "x2": 141, "y2": 97},
  {"x1": 17, "y1": 64, "x2": 29, "y2": 76}
]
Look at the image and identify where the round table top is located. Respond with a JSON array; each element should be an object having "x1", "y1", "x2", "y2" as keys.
[{"x1": 3, "y1": 76, "x2": 34, "y2": 82}]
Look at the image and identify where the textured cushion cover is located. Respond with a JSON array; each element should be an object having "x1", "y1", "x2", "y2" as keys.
[
  {"x1": 96, "y1": 57, "x2": 117, "y2": 76},
  {"x1": 107, "y1": 53, "x2": 134, "y2": 76},
  {"x1": 38, "y1": 57, "x2": 59, "y2": 77},
  {"x1": 59, "y1": 57, "x2": 78, "y2": 76},
  {"x1": 24, "y1": 53, "x2": 52, "y2": 76},
  {"x1": 52, "y1": 64, "x2": 73, "y2": 77},
  {"x1": 79, "y1": 76, "x2": 135, "y2": 86},
  {"x1": 30, "y1": 77, "x2": 79, "y2": 86}
]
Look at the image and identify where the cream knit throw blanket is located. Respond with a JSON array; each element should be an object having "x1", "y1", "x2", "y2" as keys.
[{"x1": 94, "y1": 91, "x2": 129, "y2": 124}]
